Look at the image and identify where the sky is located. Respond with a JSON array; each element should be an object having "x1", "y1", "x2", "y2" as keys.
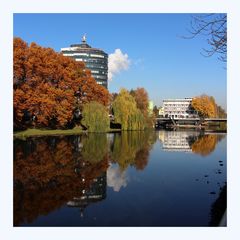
[{"x1": 14, "y1": 13, "x2": 227, "y2": 109}]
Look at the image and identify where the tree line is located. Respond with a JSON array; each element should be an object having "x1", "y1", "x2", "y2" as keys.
[{"x1": 14, "y1": 38, "x2": 226, "y2": 132}]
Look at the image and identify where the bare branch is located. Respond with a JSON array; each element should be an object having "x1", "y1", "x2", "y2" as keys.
[{"x1": 183, "y1": 14, "x2": 227, "y2": 62}]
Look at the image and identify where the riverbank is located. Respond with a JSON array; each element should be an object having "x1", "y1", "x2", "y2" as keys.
[{"x1": 14, "y1": 128, "x2": 122, "y2": 139}]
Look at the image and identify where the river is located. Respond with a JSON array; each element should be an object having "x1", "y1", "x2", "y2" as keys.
[{"x1": 14, "y1": 130, "x2": 226, "y2": 226}]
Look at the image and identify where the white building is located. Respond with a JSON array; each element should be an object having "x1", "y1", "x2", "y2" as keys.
[{"x1": 163, "y1": 98, "x2": 198, "y2": 119}]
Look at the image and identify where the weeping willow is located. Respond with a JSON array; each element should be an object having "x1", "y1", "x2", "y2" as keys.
[
  {"x1": 112, "y1": 89, "x2": 146, "y2": 130},
  {"x1": 82, "y1": 101, "x2": 110, "y2": 132}
]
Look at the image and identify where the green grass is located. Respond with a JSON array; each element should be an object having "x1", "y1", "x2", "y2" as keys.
[
  {"x1": 14, "y1": 127, "x2": 122, "y2": 139},
  {"x1": 14, "y1": 128, "x2": 86, "y2": 139}
]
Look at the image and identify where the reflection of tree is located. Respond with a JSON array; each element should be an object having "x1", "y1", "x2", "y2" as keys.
[
  {"x1": 134, "y1": 147, "x2": 150, "y2": 170},
  {"x1": 111, "y1": 131, "x2": 157, "y2": 170},
  {"x1": 14, "y1": 137, "x2": 74, "y2": 187},
  {"x1": 81, "y1": 133, "x2": 108, "y2": 163},
  {"x1": 14, "y1": 135, "x2": 109, "y2": 226},
  {"x1": 191, "y1": 134, "x2": 221, "y2": 156}
]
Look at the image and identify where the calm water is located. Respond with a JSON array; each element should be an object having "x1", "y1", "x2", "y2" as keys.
[{"x1": 14, "y1": 130, "x2": 227, "y2": 226}]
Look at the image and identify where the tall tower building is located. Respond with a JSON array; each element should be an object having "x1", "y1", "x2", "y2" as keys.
[{"x1": 61, "y1": 35, "x2": 108, "y2": 89}]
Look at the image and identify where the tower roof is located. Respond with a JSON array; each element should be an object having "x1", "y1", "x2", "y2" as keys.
[{"x1": 70, "y1": 34, "x2": 92, "y2": 49}]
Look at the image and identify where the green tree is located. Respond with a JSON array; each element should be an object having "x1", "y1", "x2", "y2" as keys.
[
  {"x1": 81, "y1": 101, "x2": 110, "y2": 132},
  {"x1": 112, "y1": 89, "x2": 145, "y2": 130}
]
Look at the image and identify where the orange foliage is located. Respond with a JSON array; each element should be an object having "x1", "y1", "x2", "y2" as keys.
[
  {"x1": 14, "y1": 37, "x2": 110, "y2": 129},
  {"x1": 14, "y1": 136, "x2": 109, "y2": 225},
  {"x1": 130, "y1": 87, "x2": 149, "y2": 117},
  {"x1": 192, "y1": 95, "x2": 217, "y2": 118},
  {"x1": 191, "y1": 134, "x2": 218, "y2": 156}
]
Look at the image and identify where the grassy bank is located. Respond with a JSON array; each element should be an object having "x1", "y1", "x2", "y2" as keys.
[{"x1": 14, "y1": 128, "x2": 122, "y2": 139}]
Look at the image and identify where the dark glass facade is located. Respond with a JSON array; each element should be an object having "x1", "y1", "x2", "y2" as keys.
[{"x1": 61, "y1": 36, "x2": 108, "y2": 89}]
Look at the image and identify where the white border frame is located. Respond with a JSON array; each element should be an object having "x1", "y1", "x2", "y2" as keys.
[{"x1": 1, "y1": 0, "x2": 240, "y2": 239}]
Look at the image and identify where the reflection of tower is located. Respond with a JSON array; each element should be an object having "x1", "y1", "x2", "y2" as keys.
[
  {"x1": 72, "y1": 135, "x2": 84, "y2": 174},
  {"x1": 73, "y1": 136, "x2": 83, "y2": 153},
  {"x1": 67, "y1": 172, "x2": 107, "y2": 217},
  {"x1": 160, "y1": 131, "x2": 200, "y2": 152}
]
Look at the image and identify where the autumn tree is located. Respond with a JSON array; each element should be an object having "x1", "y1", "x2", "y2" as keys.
[
  {"x1": 130, "y1": 87, "x2": 155, "y2": 128},
  {"x1": 130, "y1": 87, "x2": 149, "y2": 117},
  {"x1": 13, "y1": 37, "x2": 110, "y2": 129},
  {"x1": 112, "y1": 89, "x2": 145, "y2": 130},
  {"x1": 81, "y1": 101, "x2": 110, "y2": 132},
  {"x1": 192, "y1": 95, "x2": 217, "y2": 118}
]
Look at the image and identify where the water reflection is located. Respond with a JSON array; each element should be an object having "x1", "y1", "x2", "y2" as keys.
[
  {"x1": 158, "y1": 130, "x2": 225, "y2": 156},
  {"x1": 111, "y1": 131, "x2": 157, "y2": 171},
  {"x1": 107, "y1": 164, "x2": 128, "y2": 192},
  {"x1": 67, "y1": 172, "x2": 107, "y2": 218},
  {"x1": 191, "y1": 134, "x2": 225, "y2": 156},
  {"x1": 14, "y1": 130, "x2": 226, "y2": 226},
  {"x1": 14, "y1": 135, "x2": 109, "y2": 226},
  {"x1": 14, "y1": 131, "x2": 157, "y2": 226}
]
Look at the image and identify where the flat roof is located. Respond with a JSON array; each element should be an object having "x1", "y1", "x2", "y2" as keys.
[{"x1": 163, "y1": 98, "x2": 192, "y2": 102}]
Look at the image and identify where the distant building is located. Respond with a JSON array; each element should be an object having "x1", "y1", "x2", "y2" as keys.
[
  {"x1": 61, "y1": 35, "x2": 108, "y2": 89},
  {"x1": 163, "y1": 98, "x2": 198, "y2": 119}
]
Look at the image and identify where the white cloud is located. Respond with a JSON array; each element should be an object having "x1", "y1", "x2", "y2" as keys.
[
  {"x1": 108, "y1": 49, "x2": 130, "y2": 81},
  {"x1": 107, "y1": 164, "x2": 128, "y2": 192}
]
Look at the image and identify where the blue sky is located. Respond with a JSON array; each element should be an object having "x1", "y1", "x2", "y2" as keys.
[{"x1": 14, "y1": 13, "x2": 227, "y2": 109}]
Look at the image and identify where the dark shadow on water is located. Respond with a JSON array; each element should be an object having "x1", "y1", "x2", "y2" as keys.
[{"x1": 209, "y1": 184, "x2": 227, "y2": 226}]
